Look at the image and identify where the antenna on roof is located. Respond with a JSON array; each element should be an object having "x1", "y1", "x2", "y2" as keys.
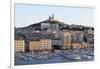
[{"x1": 52, "y1": 14, "x2": 54, "y2": 20}]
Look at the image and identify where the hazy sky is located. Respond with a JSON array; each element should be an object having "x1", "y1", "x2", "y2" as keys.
[{"x1": 15, "y1": 4, "x2": 94, "y2": 27}]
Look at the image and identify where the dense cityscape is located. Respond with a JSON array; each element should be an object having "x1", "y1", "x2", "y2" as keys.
[{"x1": 15, "y1": 14, "x2": 94, "y2": 65}]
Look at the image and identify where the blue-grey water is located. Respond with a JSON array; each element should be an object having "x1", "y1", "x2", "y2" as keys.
[{"x1": 15, "y1": 49, "x2": 94, "y2": 65}]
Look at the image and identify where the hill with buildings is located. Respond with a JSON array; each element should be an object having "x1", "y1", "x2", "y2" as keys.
[{"x1": 15, "y1": 14, "x2": 94, "y2": 36}]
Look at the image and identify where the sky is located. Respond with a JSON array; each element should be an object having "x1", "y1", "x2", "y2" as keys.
[{"x1": 15, "y1": 4, "x2": 94, "y2": 27}]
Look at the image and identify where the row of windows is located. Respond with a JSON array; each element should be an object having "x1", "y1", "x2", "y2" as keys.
[
  {"x1": 40, "y1": 44, "x2": 51, "y2": 46},
  {"x1": 30, "y1": 45, "x2": 52, "y2": 48},
  {"x1": 15, "y1": 47, "x2": 24, "y2": 50},
  {"x1": 15, "y1": 45, "x2": 24, "y2": 47},
  {"x1": 15, "y1": 46, "x2": 23, "y2": 48},
  {"x1": 40, "y1": 42, "x2": 51, "y2": 44},
  {"x1": 15, "y1": 43, "x2": 24, "y2": 46},
  {"x1": 15, "y1": 40, "x2": 24, "y2": 52}
]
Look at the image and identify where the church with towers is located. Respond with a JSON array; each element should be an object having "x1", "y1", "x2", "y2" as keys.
[{"x1": 48, "y1": 14, "x2": 54, "y2": 21}]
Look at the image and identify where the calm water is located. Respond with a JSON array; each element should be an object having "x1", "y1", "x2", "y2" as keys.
[{"x1": 15, "y1": 50, "x2": 94, "y2": 65}]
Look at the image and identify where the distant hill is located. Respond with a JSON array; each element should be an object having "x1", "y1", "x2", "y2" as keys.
[{"x1": 15, "y1": 18, "x2": 94, "y2": 32}]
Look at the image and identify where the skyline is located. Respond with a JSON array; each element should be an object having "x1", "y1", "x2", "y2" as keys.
[{"x1": 15, "y1": 4, "x2": 94, "y2": 27}]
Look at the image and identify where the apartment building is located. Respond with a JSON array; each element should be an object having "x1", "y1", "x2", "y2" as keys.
[
  {"x1": 62, "y1": 31, "x2": 71, "y2": 49},
  {"x1": 15, "y1": 40, "x2": 25, "y2": 53},
  {"x1": 40, "y1": 39, "x2": 52, "y2": 51},
  {"x1": 29, "y1": 39, "x2": 52, "y2": 54},
  {"x1": 29, "y1": 40, "x2": 40, "y2": 52},
  {"x1": 71, "y1": 31, "x2": 83, "y2": 43}
]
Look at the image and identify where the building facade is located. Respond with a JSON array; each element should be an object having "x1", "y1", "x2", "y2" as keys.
[
  {"x1": 29, "y1": 40, "x2": 40, "y2": 52},
  {"x1": 82, "y1": 42, "x2": 89, "y2": 49},
  {"x1": 41, "y1": 23, "x2": 50, "y2": 30},
  {"x1": 52, "y1": 39, "x2": 62, "y2": 50},
  {"x1": 15, "y1": 40, "x2": 25, "y2": 53},
  {"x1": 62, "y1": 31, "x2": 71, "y2": 49},
  {"x1": 71, "y1": 42, "x2": 82, "y2": 49},
  {"x1": 71, "y1": 31, "x2": 83, "y2": 43},
  {"x1": 40, "y1": 39, "x2": 52, "y2": 51}
]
